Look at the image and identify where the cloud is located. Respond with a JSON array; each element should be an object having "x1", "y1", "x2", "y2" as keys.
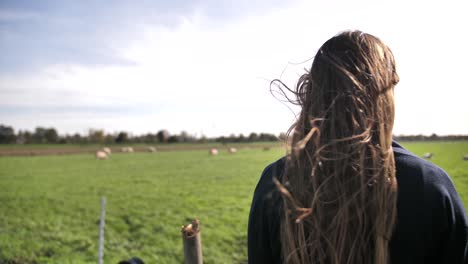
[
  {"x1": 0, "y1": 0, "x2": 467, "y2": 136},
  {"x1": 0, "y1": 9, "x2": 40, "y2": 21},
  {"x1": 0, "y1": 6, "x2": 301, "y2": 136},
  {"x1": 0, "y1": 0, "x2": 300, "y2": 72}
]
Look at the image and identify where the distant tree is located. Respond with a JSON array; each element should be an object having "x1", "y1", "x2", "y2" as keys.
[
  {"x1": 44, "y1": 128, "x2": 59, "y2": 143},
  {"x1": 216, "y1": 136, "x2": 227, "y2": 144},
  {"x1": 238, "y1": 133, "x2": 246, "y2": 142},
  {"x1": 179, "y1": 131, "x2": 189, "y2": 142},
  {"x1": 179, "y1": 131, "x2": 196, "y2": 142},
  {"x1": 198, "y1": 135, "x2": 208, "y2": 143},
  {"x1": 259, "y1": 133, "x2": 278, "y2": 142},
  {"x1": 88, "y1": 129, "x2": 105, "y2": 143},
  {"x1": 168, "y1": 135, "x2": 180, "y2": 143},
  {"x1": 157, "y1": 130, "x2": 170, "y2": 143},
  {"x1": 248, "y1": 132, "x2": 259, "y2": 142},
  {"x1": 104, "y1": 134, "x2": 115, "y2": 144},
  {"x1": 71, "y1": 133, "x2": 83, "y2": 144},
  {"x1": 229, "y1": 133, "x2": 237, "y2": 143},
  {"x1": 21, "y1": 130, "x2": 33, "y2": 144},
  {"x1": 33, "y1": 127, "x2": 48, "y2": 143},
  {"x1": 0, "y1": 124, "x2": 16, "y2": 144},
  {"x1": 16, "y1": 130, "x2": 26, "y2": 144},
  {"x1": 142, "y1": 133, "x2": 158, "y2": 143},
  {"x1": 115, "y1": 132, "x2": 129, "y2": 143}
]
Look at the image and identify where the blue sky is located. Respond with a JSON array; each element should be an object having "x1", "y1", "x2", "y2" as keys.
[{"x1": 1, "y1": 0, "x2": 467, "y2": 137}]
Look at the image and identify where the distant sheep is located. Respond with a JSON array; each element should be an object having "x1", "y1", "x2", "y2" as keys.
[
  {"x1": 263, "y1": 146, "x2": 271, "y2": 151},
  {"x1": 422, "y1": 153, "x2": 433, "y2": 159},
  {"x1": 209, "y1": 148, "x2": 218, "y2": 155},
  {"x1": 463, "y1": 155, "x2": 468, "y2": 161},
  {"x1": 147, "y1": 146, "x2": 157, "y2": 153},
  {"x1": 228, "y1": 147, "x2": 237, "y2": 154},
  {"x1": 121, "y1": 147, "x2": 134, "y2": 153},
  {"x1": 96, "y1": 150, "x2": 108, "y2": 160},
  {"x1": 102, "y1": 147, "x2": 111, "y2": 155}
]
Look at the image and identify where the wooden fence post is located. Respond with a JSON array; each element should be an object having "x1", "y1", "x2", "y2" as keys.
[{"x1": 181, "y1": 219, "x2": 203, "y2": 264}]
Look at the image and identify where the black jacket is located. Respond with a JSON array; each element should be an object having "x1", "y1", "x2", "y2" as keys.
[{"x1": 248, "y1": 141, "x2": 468, "y2": 263}]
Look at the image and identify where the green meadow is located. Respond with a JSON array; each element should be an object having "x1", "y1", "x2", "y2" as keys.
[{"x1": 0, "y1": 141, "x2": 467, "y2": 263}]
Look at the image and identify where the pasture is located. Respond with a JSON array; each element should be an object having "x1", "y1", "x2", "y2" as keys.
[{"x1": 0, "y1": 141, "x2": 467, "y2": 263}]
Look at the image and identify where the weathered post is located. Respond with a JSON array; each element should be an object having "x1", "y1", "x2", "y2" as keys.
[
  {"x1": 181, "y1": 219, "x2": 203, "y2": 264},
  {"x1": 98, "y1": 197, "x2": 106, "y2": 264}
]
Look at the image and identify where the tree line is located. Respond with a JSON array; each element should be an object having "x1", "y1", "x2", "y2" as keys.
[
  {"x1": 1, "y1": 124, "x2": 467, "y2": 145},
  {"x1": 0, "y1": 124, "x2": 285, "y2": 144}
]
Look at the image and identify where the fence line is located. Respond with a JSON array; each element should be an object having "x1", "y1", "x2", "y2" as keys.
[{"x1": 2, "y1": 198, "x2": 207, "y2": 263}]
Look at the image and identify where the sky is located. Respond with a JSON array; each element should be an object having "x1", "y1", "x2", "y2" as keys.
[{"x1": 0, "y1": 0, "x2": 467, "y2": 137}]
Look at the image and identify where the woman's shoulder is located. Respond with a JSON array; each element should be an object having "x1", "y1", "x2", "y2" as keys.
[
  {"x1": 392, "y1": 141, "x2": 455, "y2": 196},
  {"x1": 391, "y1": 140, "x2": 462, "y2": 218},
  {"x1": 248, "y1": 157, "x2": 285, "y2": 264},
  {"x1": 391, "y1": 141, "x2": 468, "y2": 263},
  {"x1": 252, "y1": 157, "x2": 286, "y2": 202}
]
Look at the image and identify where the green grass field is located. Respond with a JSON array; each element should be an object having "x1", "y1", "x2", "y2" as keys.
[{"x1": 0, "y1": 141, "x2": 467, "y2": 263}]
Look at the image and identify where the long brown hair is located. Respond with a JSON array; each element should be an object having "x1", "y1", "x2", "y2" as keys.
[{"x1": 275, "y1": 31, "x2": 399, "y2": 263}]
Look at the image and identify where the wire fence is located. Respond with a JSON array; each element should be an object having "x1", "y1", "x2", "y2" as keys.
[{"x1": 0, "y1": 196, "x2": 207, "y2": 264}]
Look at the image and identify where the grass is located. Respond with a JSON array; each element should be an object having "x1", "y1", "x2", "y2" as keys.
[
  {"x1": 0, "y1": 141, "x2": 467, "y2": 263},
  {"x1": 0, "y1": 147, "x2": 284, "y2": 263},
  {"x1": 0, "y1": 142, "x2": 279, "y2": 151}
]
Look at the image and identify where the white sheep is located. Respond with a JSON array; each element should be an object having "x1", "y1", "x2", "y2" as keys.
[
  {"x1": 96, "y1": 150, "x2": 108, "y2": 160},
  {"x1": 209, "y1": 148, "x2": 218, "y2": 155},
  {"x1": 102, "y1": 147, "x2": 111, "y2": 155},
  {"x1": 121, "y1": 147, "x2": 134, "y2": 153},
  {"x1": 422, "y1": 153, "x2": 433, "y2": 159},
  {"x1": 228, "y1": 147, "x2": 237, "y2": 154},
  {"x1": 147, "y1": 146, "x2": 157, "y2": 153}
]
